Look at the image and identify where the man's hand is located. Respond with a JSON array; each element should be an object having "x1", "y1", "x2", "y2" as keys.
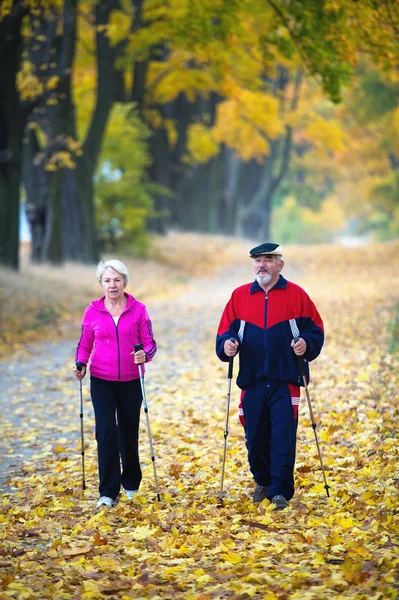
[
  {"x1": 291, "y1": 337, "x2": 307, "y2": 356},
  {"x1": 224, "y1": 339, "x2": 239, "y2": 357}
]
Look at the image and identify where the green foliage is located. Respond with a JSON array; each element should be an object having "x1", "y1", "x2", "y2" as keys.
[
  {"x1": 388, "y1": 303, "x2": 399, "y2": 354},
  {"x1": 271, "y1": 195, "x2": 345, "y2": 243},
  {"x1": 279, "y1": 175, "x2": 334, "y2": 212},
  {"x1": 356, "y1": 209, "x2": 399, "y2": 242},
  {"x1": 171, "y1": 0, "x2": 243, "y2": 47},
  {"x1": 265, "y1": 0, "x2": 355, "y2": 102},
  {"x1": 94, "y1": 104, "x2": 158, "y2": 255},
  {"x1": 348, "y1": 66, "x2": 399, "y2": 124},
  {"x1": 271, "y1": 196, "x2": 303, "y2": 243}
]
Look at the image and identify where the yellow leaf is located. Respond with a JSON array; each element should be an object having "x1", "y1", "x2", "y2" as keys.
[
  {"x1": 335, "y1": 516, "x2": 355, "y2": 529},
  {"x1": 221, "y1": 551, "x2": 241, "y2": 564},
  {"x1": 46, "y1": 75, "x2": 59, "y2": 90},
  {"x1": 197, "y1": 574, "x2": 211, "y2": 584},
  {"x1": 308, "y1": 482, "x2": 327, "y2": 494},
  {"x1": 82, "y1": 580, "x2": 102, "y2": 598},
  {"x1": 362, "y1": 490, "x2": 378, "y2": 505},
  {"x1": 311, "y1": 553, "x2": 326, "y2": 566},
  {"x1": 52, "y1": 444, "x2": 67, "y2": 453},
  {"x1": 132, "y1": 525, "x2": 156, "y2": 541}
]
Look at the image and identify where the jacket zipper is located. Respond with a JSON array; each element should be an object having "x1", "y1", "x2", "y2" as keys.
[
  {"x1": 111, "y1": 316, "x2": 121, "y2": 381},
  {"x1": 264, "y1": 292, "x2": 268, "y2": 376}
]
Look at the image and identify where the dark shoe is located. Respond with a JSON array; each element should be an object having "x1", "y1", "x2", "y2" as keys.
[
  {"x1": 253, "y1": 484, "x2": 269, "y2": 503},
  {"x1": 271, "y1": 494, "x2": 288, "y2": 510}
]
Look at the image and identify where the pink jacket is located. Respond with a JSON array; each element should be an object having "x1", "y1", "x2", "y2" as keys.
[{"x1": 75, "y1": 293, "x2": 157, "y2": 382}]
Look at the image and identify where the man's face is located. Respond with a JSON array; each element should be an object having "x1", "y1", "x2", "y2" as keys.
[{"x1": 253, "y1": 254, "x2": 283, "y2": 285}]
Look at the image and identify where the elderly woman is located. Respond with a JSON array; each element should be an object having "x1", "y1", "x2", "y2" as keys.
[{"x1": 72, "y1": 259, "x2": 157, "y2": 508}]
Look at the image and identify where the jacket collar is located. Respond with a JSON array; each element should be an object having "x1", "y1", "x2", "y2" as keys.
[{"x1": 250, "y1": 275, "x2": 287, "y2": 295}]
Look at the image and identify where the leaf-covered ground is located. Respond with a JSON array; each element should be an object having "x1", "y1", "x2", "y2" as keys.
[{"x1": 1, "y1": 235, "x2": 398, "y2": 599}]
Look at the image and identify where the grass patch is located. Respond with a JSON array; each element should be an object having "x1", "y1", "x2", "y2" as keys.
[{"x1": 388, "y1": 302, "x2": 399, "y2": 354}]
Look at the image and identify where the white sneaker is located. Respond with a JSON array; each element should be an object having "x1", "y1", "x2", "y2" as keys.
[
  {"x1": 96, "y1": 496, "x2": 115, "y2": 508},
  {"x1": 124, "y1": 489, "x2": 138, "y2": 500}
]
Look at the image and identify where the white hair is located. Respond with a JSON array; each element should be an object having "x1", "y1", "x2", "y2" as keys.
[
  {"x1": 252, "y1": 254, "x2": 284, "y2": 264},
  {"x1": 96, "y1": 260, "x2": 129, "y2": 286}
]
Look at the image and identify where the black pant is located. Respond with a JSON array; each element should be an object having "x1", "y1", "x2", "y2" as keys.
[{"x1": 90, "y1": 376, "x2": 142, "y2": 499}]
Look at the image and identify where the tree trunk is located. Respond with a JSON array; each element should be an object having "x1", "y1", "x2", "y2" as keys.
[
  {"x1": 21, "y1": 0, "x2": 82, "y2": 263},
  {"x1": 234, "y1": 69, "x2": 303, "y2": 239},
  {"x1": 22, "y1": 0, "x2": 126, "y2": 264},
  {"x1": 147, "y1": 127, "x2": 171, "y2": 234},
  {"x1": 23, "y1": 128, "x2": 47, "y2": 262},
  {"x1": 72, "y1": 0, "x2": 127, "y2": 261},
  {"x1": 45, "y1": 170, "x2": 63, "y2": 264},
  {"x1": 0, "y1": 132, "x2": 22, "y2": 270},
  {"x1": 0, "y1": 7, "x2": 30, "y2": 270}
]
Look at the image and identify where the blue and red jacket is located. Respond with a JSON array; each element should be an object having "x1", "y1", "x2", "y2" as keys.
[{"x1": 216, "y1": 276, "x2": 324, "y2": 390}]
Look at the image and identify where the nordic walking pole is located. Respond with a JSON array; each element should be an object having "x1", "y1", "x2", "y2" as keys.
[
  {"x1": 218, "y1": 338, "x2": 237, "y2": 504},
  {"x1": 289, "y1": 324, "x2": 330, "y2": 497},
  {"x1": 134, "y1": 344, "x2": 161, "y2": 502},
  {"x1": 76, "y1": 361, "x2": 86, "y2": 490}
]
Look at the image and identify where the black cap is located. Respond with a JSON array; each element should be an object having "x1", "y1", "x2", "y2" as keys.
[{"x1": 249, "y1": 242, "x2": 283, "y2": 257}]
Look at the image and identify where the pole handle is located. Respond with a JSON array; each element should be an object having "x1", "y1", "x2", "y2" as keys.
[
  {"x1": 76, "y1": 361, "x2": 85, "y2": 372},
  {"x1": 228, "y1": 357, "x2": 234, "y2": 378},
  {"x1": 227, "y1": 337, "x2": 238, "y2": 379},
  {"x1": 293, "y1": 336, "x2": 305, "y2": 376},
  {"x1": 134, "y1": 345, "x2": 144, "y2": 377}
]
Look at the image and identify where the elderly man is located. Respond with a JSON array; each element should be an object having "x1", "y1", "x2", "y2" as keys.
[{"x1": 216, "y1": 242, "x2": 324, "y2": 510}]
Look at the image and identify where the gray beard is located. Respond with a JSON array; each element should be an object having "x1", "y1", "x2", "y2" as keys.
[{"x1": 256, "y1": 272, "x2": 271, "y2": 285}]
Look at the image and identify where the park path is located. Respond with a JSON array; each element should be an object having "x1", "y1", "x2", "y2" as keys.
[
  {"x1": 2, "y1": 243, "x2": 398, "y2": 600},
  {"x1": 1, "y1": 257, "x2": 299, "y2": 490}
]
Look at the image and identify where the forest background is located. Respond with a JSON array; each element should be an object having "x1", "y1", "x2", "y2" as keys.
[{"x1": 1, "y1": 0, "x2": 399, "y2": 270}]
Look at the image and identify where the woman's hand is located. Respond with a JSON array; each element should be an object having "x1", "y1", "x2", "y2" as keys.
[
  {"x1": 72, "y1": 365, "x2": 86, "y2": 380},
  {"x1": 132, "y1": 349, "x2": 146, "y2": 364}
]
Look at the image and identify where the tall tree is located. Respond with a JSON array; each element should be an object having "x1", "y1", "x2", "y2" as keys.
[
  {"x1": 23, "y1": 0, "x2": 127, "y2": 264},
  {"x1": 0, "y1": 2, "x2": 32, "y2": 269},
  {"x1": 22, "y1": 0, "x2": 78, "y2": 264}
]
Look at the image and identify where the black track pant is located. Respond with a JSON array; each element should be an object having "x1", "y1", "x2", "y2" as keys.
[
  {"x1": 241, "y1": 383, "x2": 298, "y2": 501},
  {"x1": 90, "y1": 376, "x2": 142, "y2": 499}
]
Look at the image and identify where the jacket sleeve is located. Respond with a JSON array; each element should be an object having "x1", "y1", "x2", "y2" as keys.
[
  {"x1": 216, "y1": 292, "x2": 240, "y2": 362},
  {"x1": 75, "y1": 307, "x2": 94, "y2": 365},
  {"x1": 139, "y1": 305, "x2": 157, "y2": 362},
  {"x1": 296, "y1": 291, "x2": 324, "y2": 362}
]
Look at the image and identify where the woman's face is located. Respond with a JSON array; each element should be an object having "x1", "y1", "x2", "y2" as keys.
[{"x1": 100, "y1": 268, "x2": 125, "y2": 300}]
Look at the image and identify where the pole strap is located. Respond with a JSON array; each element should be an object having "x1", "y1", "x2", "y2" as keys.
[{"x1": 289, "y1": 318, "x2": 300, "y2": 340}]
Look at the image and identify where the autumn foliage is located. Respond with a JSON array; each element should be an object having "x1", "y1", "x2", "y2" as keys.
[{"x1": 1, "y1": 234, "x2": 398, "y2": 599}]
